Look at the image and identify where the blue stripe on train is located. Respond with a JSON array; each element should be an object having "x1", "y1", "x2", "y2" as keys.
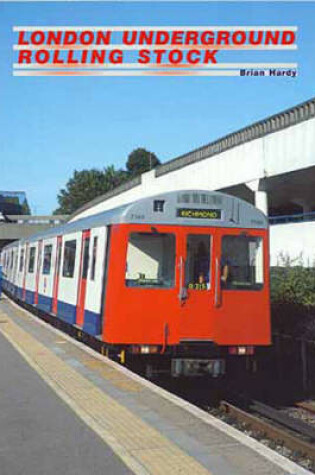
[
  {"x1": 25, "y1": 289, "x2": 35, "y2": 305},
  {"x1": 11, "y1": 284, "x2": 18, "y2": 298},
  {"x1": 83, "y1": 309, "x2": 101, "y2": 336},
  {"x1": 57, "y1": 300, "x2": 77, "y2": 324},
  {"x1": 4, "y1": 285, "x2": 101, "y2": 337},
  {"x1": 16, "y1": 286, "x2": 23, "y2": 300},
  {"x1": 9, "y1": 285, "x2": 22, "y2": 300},
  {"x1": 56, "y1": 301, "x2": 101, "y2": 336},
  {"x1": 37, "y1": 294, "x2": 52, "y2": 313}
]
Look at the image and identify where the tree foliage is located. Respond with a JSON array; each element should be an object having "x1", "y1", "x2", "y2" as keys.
[
  {"x1": 54, "y1": 148, "x2": 161, "y2": 215},
  {"x1": 54, "y1": 166, "x2": 128, "y2": 215},
  {"x1": 271, "y1": 254, "x2": 315, "y2": 338},
  {"x1": 126, "y1": 148, "x2": 160, "y2": 176}
]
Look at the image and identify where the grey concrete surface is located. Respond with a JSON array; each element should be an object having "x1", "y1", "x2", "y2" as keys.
[{"x1": 0, "y1": 332, "x2": 131, "y2": 475}]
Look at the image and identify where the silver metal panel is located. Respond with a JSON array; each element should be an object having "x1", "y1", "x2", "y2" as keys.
[{"x1": 2, "y1": 190, "x2": 267, "y2": 251}]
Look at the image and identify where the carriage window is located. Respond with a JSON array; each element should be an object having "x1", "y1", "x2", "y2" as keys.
[
  {"x1": 15, "y1": 252, "x2": 19, "y2": 273},
  {"x1": 221, "y1": 235, "x2": 263, "y2": 290},
  {"x1": 185, "y1": 235, "x2": 211, "y2": 290},
  {"x1": 19, "y1": 249, "x2": 24, "y2": 272},
  {"x1": 82, "y1": 238, "x2": 90, "y2": 279},
  {"x1": 28, "y1": 247, "x2": 36, "y2": 273},
  {"x1": 62, "y1": 240, "x2": 77, "y2": 278},
  {"x1": 90, "y1": 236, "x2": 98, "y2": 281},
  {"x1": 42, "y1": 245, "x2": 53, "y2": 275},
  {"x1": 125, "y1": 232, "x2": 175, "y2": 288}
]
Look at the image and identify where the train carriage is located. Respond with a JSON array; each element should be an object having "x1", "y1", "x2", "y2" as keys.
[{"x1": 1, "y1": 190, "x2": 270, "y2": 377}]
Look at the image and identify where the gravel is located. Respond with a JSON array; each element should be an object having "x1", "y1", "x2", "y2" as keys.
[{"x1": 207, "y1": 406, "x2": 315, "y2": 473}]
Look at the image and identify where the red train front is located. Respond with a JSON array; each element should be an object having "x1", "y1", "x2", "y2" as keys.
[{"x1": 102, "y1": 190, "x2": 270, "y2": 377}]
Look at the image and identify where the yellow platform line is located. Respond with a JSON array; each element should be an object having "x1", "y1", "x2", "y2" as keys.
[{"x1": 0, "y1": 311, "x2": 211, "y2": 475}]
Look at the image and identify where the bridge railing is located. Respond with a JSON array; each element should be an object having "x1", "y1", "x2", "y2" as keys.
[
  {"x1": 4, "y1": 215, "x2": 68, "y2": 225},
  {"x1": 269, "y1": 211, "x2": 315, "y2": 225}
]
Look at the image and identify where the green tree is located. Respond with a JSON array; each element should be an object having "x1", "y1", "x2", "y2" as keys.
[
  {"x1": 271, "y1": 254, "x2": 315, "y2": 338},
  {"x1": 126, "y1": 148, "x2": 160, "y2": 176},
  {"x1": 54, "y1": 166, "x2": 128, "y2": 215}
]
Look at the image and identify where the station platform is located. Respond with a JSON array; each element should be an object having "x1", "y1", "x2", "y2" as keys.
[{"x1": 0, "y1": 295, "x2": 311, "y2": 475}]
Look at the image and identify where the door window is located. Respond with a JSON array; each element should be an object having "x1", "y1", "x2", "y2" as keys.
[
  {"x1": 56, "y1": 241, "x2": 62, "y2": 277},
  {"x1": 82, "y1": 237, "x2": 90, "y2": 279},
  {"x1": 125, "y1": 232, "x2": 175, "y2": 288},
  {"x1": 42, "y1": 245, "x2": 53, "y2": 275},
  {"x1": 185, "y1": 235, "x2": 211, "y2": 290},
  {"x1": 62, "y1": 240, "x2": 77, "y2": 278},
  {"x1": 221, "y1": 235, "x2": 263, "y2": 290},
  {"x1": 19, "y1": 249, "x2": 24, "y2": 272},
  {"x1": 90, "y1": 236, "x2": 98, "y2": 281},
  {"x1": 28, "y1": 247, "x2": 36, "y2": 273}
]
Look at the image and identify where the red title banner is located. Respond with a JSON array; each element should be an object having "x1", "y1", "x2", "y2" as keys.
[{"x1": 13, "y1": 26, "x2": 298, "y2": 77}]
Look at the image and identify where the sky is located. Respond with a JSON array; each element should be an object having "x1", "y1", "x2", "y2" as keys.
[{"x1": 0, "y1": 1, "x2": 314, "y2": 214}]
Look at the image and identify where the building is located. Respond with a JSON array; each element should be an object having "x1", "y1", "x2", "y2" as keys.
[
  {"x1": 0, "y1": 192, "x2": 68, "y2": 250},
  {"x1": 0, "y1": 191, "x2": 30, "y2": 215}
]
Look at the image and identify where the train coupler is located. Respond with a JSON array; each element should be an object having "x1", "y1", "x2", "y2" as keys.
[{"x1": 171, "y1": 358, "x2": 225, "y2": 377}]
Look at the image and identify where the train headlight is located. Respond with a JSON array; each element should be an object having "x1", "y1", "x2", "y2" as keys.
[
  {"x1": 228, "y1": 346, "x2": 254, "y2": 356},
  {"x1": 133, "y1": 345, "x2": 159, "y2": 354}
]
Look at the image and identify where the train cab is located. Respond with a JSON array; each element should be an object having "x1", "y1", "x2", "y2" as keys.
[{"x1": 102, "y1": 190, "x2": 270, "y2": 376}]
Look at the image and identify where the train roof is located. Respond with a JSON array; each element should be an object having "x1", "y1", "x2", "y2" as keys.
[{"x1": 3, "y1": 190, "x2": 268, "y2": 250}]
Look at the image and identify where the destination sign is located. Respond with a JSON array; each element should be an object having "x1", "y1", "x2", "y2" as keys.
[{"x1": 177, "y1": 208, "x2": 222, "y2": 220}]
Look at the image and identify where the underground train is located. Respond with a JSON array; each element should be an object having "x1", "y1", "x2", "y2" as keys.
[{"x1": 1, "y1": 190, "x2": 271, "y2": 377}]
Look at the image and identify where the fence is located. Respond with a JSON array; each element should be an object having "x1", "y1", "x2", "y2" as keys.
[{"x1": 266, "y1": 333, "x2": 315, "y2": 397}]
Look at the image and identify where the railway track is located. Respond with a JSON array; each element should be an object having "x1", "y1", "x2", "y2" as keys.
[
  {"x1": 220, "y1": 399, "x2": 315, "y2": 462},
  {"x1": 297, "y1": 402, "x2": 315, "y2": 416}
]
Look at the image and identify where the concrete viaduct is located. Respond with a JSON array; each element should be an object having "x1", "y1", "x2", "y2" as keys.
[{"x1": 70, "y1": 97, "x2": 315, "y2": 265}]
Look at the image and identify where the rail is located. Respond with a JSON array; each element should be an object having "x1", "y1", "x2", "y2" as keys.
[{"x1": 220, "y1": 399, "x2": 315, "y2": 461}]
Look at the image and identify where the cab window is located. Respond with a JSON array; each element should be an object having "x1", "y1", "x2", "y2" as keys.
[
  {"x1": 125, "y1": 232, "x2": 175, "y2": 288},
  {"x1": 221, "y1": 235, "x2": 263, "y2": 290},
  {"x1": 185, "y1": 235, "x2": 211, "y2": 290}
]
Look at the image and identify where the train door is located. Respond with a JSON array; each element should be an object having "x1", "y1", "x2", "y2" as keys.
[
  {"x1": 12, "y1": 248, "x2": 19, "y2": 296},
  {"x1": 178, "y1": 228, "x2": 217, "y2": 342},
  {"x1": 212, "y1": 228, "x2": 270, "y2": 346},
  {"x1": 178, "y1": 227, "x2": 270, "y2": 345},
  {"x1": 34, "y1": 240, "x2": 43, "y2": 305},
  {"x1": 22, "y1": 243, "x2": 29, "y2": 300},
  {"x1": 76, "y1": 230, "x2": 90, "y2": 327},
  {"x1": 52, "y1": 236, "x2": 62, "y2": 315}
]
